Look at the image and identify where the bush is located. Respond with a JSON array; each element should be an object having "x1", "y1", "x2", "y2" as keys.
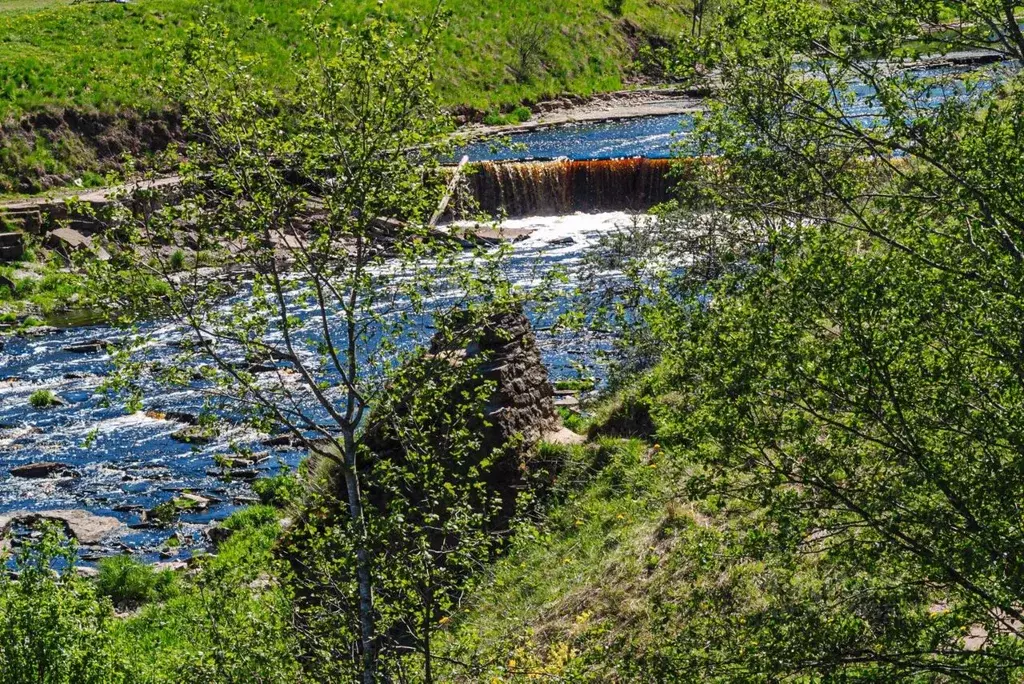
[
  {"x1": 587, "y1": 390, "x2": 656, "y2": 440},
  {"x1": 169, "y1": 249, "x2": 186, "y2": 271},
  {"x1": 29, "y1": 389, "x2": 59, "y2": 409},
  {"x1": 510, "y1": 105, "x2": 532, "y2": 123},
  {"x1": 252, "y1": 471, "x2": 299, "y2": 508},
  {"x1": 0, "y1": 524, "x2": 126, "y2": 683},
  {"x1": 97, "y1": 555, "x2": 177, "y2": 607}
]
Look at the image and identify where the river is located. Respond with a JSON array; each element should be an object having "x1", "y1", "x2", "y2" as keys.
[{"x1": 0, "y1": 212, "x2": 631, "y2": 558}]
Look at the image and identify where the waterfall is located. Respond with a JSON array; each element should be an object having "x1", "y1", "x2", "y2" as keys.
[{"x1": 461, "y1": 158, "x2": 678, "y2": 217}]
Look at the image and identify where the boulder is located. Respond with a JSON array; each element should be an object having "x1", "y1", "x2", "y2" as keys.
[
  {"x1": 0, "y1": 509, "x2": 123, "y2": 546},
  {"x1": 0, "y1": 232, "x2": 24, "y2": 263},
  {"x1": 9, "y1": 461, "x2": 77, "y2": 478},
  {"x1": 204, "y1": 523, "x2": 233, "y2": 545},
  {"x1": 542, "y1": 426, "x2": 587, "y2": 446},
  {"x1": 45, "y1": 227, "x2": 110, "y2": 261},
  {"x1": 75, "y1": 565, "x2": 101, "y2": 579}
]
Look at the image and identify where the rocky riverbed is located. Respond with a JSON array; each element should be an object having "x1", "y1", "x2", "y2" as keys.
[{"x1": 0, "y1": 212, "x2": 630, "y2": 561}]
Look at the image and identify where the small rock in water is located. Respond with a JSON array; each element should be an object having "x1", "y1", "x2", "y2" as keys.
[
  {"x1": 63, "y1": 339, "x2": 110, "y2": 354},
  {"x1": 9, "y1": 461, "x2": 78, "y2": 479},
  {"x1": 170, "y1": 425, "x2": 218, "y2": 444},
  {"x1": 62, "y1": 372, "x2": 97, "y2": 380},
  {"x1": 179, "y1": 493, "x2": 210, "y2": 510},
  {"x1": 164, "y1": 411, "x2": 200, "y2": 425},
  {"x1": 261, "y1": 433, "x2": 302, "y2": 447},
  {"x1": 545, "y1": 236, "x2": 576, "y2": 247}
]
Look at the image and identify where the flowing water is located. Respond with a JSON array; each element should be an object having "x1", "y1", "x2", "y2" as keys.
[
  {"x1": 0, "y1": 213, "x2": 632, "y2": 558},
  {"x1": 0, "y1": 60, "x2": 1009, "y2": 558}
]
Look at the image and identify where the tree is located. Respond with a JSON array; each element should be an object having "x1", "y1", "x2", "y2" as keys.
[
  {"x1": 92, "y1": 6, "x2": 513, "y2": 682},
  {"x1": 592, "y1": 0, "x2": 1024, "y2": 677}
]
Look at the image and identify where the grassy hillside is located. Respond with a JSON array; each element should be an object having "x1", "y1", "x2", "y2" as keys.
[{"x1": 0, "y1": 0, "x2": 688, "y2": 118}]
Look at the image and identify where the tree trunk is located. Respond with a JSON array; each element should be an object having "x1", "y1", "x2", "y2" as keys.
[{"x1": 342, "y1": 435, "x2": 376, "y2": 684}]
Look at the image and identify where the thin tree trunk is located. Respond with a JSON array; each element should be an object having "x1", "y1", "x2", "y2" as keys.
[
  {"x1": 423, "y1": 580, "x2": 433, "y2": 684},
  {"x1": 342, "y1": 433, "x2": 376, "y2": 684}
]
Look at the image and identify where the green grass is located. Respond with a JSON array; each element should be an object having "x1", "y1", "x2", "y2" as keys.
[
  {"x1": 0, "y1": 0, "x2": 690, "y2": 119},
  {"x1": 96, "y1": 555, "x2": 179, "y2": 607}
]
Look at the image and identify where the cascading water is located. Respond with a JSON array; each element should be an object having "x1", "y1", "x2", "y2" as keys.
[{"x1": 464, "y1": 158, "x2": 679, "y2": 217}]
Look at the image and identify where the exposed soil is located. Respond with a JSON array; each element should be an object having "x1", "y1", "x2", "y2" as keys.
[{"x1": 0, "y1": 107, "x2": 181, "y2": 194}]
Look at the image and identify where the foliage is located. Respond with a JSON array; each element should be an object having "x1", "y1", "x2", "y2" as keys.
[
  {"x1": 252, "y1": 471, "x2": 300, "y2": 507},
  {"x1": 566, "y1": 0, "x2": 1024, "y2": 678},
  {"x1": 109, "y1": 514, "x2": 303, "y2": 683},
  {"x1": 96, "y1": 554, "x2": 177, "y2": 606},
  {"x1": 0, "y1": 524, "x2": 126, "y2": 684},
  {"x1": 28, "y1": 388, "x2": 57, "y2": 408},
  {"x1": 93, "y1": 9, "x2": 522, "y2": 682}
]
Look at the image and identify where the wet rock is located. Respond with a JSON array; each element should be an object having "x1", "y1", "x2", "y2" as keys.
[
  {"x1": 9, "y1": 461, "x2": 78, "y2": 478},
  {"x1": 63, "y1": 339, "x2": 110, "y2": 354},
  {"x1": 164, "y1": 411, "x2": 200, "y2": 424},
  {"x1": 63, "y1": 372, "x2": 98, "y2": 380},
  {"x1": 545, "y1": 236, "x2": 576, "y2": 247},
  {"x1": 75, "y1": 565, "x2": 100, "y2": 579},
  {"x1": 179, "y1": 493, "x2": 210, "y2": 510},
  {"x1": 207, "y1": 467, "x2": 259, "y2": 481},
  {"x1": 453, "y1": 225, "x2": 535, "y2": 245},
  {"x1": 217, "y1": 453, "x2": 269, "y2": 468},
  {"x1": 0, "y1": 510, "x2": 122, "y2": 546},
  {"x1": 261, "y1": 433, "x2": 304, "y2": 448},
  {"x1": 170, "y1": 425, "x2": 217, "y2": 444},
  {"x1": 18, "y1": 325, "x2": 61, "y2": 337}
]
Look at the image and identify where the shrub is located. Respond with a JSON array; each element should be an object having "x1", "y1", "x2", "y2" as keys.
[
  {"x1": 483, "y1": 109, "x2": 507, "y2": 126},
  {"x1": 168, "y1": 249, "x2": 186, "y2": 271},
  {"x1": 510, "y1": 105, "x2": 532, "y2": 123},
  {"x1": 0, "y1": 524, "x2": 126, "y2": 683},
  {"x1": 252, "y1": 471, "x2": 299, "y2": 508},
  {"x1": 508, "y1": 21, "x2": 550, "y2": 83},
  {"x1": 29, "y1": 389, "x2": 59, "y2": 409},
  {"x1": 97, "y1": 555, "x2": 177, "y2": 607}
]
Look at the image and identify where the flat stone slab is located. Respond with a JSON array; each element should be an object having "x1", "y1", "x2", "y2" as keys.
[
  {"x1": 0, "y1": 509, "x2": 123, "y2": 546},
  {"x1": 63, "y1": 339, "x2": 110, "y2": 354},
  {"x1": 9, "y1": 461, "x2": 77, "y2": 478}
]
